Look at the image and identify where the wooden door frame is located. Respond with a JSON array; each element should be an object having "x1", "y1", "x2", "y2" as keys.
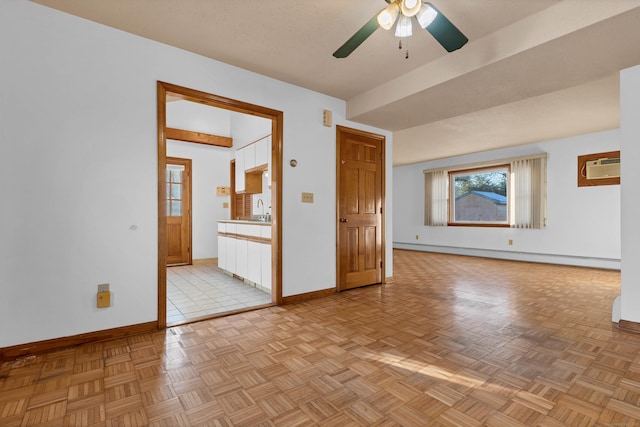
[
  {"x1": 335, "y1": 125, "x2": 386, "y2": 291},
  {"x1": 157, "y1": 81, "x2": 284, "y2": 329},
  {"x1": 166, "y1": 156, "x2": 192, "y2": 266}
]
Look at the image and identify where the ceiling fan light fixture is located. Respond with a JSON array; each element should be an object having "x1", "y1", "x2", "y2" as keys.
[
  {"x1": 416, "y1": 3, "x2": 438, "y2": 28},
  {"x1": 395, "y1": 14, "x2": 412, "y2": 38},
  {"x1": 401, "y1": 0, "x2": 422, "y2": 18},
  {"x1": 377, "y1": 2, "x2": 400, "y2": 30}
]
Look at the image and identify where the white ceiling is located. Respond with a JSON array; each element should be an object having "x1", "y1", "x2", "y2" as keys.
[{"x1": 31, "y1": 0, "x2": 640, "y2": 165}]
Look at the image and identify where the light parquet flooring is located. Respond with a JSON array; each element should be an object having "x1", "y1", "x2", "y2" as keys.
[{"x1": 2, "y1": 250, "x2": 640, "y2": 426}]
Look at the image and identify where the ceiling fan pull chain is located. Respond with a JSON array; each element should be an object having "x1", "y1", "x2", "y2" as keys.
[
  {"x1": 398, "y1": 39, "x2": 402, "y2": 50},
  {"x1": 405, "y1": 49, "x2": 409, "y2": 59}
]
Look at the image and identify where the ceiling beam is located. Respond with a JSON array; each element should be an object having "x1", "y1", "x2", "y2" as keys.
[{"x1": 346, "y1": 0, "x2": 640, "y2": 130}]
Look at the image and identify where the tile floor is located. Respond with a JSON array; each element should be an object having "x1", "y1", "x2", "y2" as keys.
[{"x1": 166, "y1": 260, "x2": 272, "y2": 325}]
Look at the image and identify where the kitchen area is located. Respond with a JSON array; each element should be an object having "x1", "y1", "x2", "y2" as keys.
[
  {"x1": 165, "y1": 97, "x2": 274, "y2": 325},
  {"x1": 218, "y1": 134, "x2": 273, "y2": 296}
]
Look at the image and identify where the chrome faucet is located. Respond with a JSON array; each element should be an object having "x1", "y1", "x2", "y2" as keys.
[{"x1": 257, "y1": 198, "x2": 264, "y2": 215}]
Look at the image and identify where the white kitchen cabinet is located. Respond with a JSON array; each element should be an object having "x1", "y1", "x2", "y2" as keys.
[
  {"x1": 261, "y1": 226, "x2": 271, "y2": 239},
  {"x1": 247, "y1": 240, "x2": 261, "y2": 284},
  {"x1": 226, "y1": 236, "x2": 236, "y2": 275},
  {"x1": 235, "y1": 148, "x2": 245, "y2": 193},
  {"x1": 235, "y1": 237, "x2": 248, "y2": 279},
  {"x1": 261, "y1": 243, "x2": 271, "y2": 291},
  {"x1": 217, "y1": 236, "x2": 227, "y2": 271},
  {"x1": 225, "y1": 223, "x2": 237, "y2": 274},
  {"x1": 255, "y1": 136, "x2": 270, "y2": 169},
  {"x1": 244, "y1": 143, "x2": 256, "y2": 171},
  {"x1": 217, "y1": 221, "x2": 271, "y2": 292}
]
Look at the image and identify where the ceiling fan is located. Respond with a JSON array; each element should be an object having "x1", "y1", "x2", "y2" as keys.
[{"x1": 333, "y1": 0, "x2": 468, "y2": 58}]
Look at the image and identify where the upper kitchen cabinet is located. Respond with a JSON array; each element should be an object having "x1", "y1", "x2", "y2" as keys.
[
  {"x1": 244, "y1": 142, "x2": 257, "y2": 171},
  {"x1": 244, "y1": 135, "x2": 270, "y2": 172},
  {"x1": 255, "y1": 136, "x2": 270, "y2": 170},
  {"x1": 235, "y1": 147, "x2": 246, "y2": 193},
  {"x1": 235, "y1": 135, "x2": 271, "y2": 194}
]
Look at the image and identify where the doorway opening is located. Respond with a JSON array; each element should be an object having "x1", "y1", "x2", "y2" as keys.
[
  {"x1": 157, "y1": 82, "x2": 283, "y2": 329},
  {"x1": 166, "y1": 157, "x2": 192, "y2": 266}
]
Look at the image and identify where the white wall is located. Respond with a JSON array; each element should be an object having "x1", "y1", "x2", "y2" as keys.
[
  {"x1": 167, "y1": 100, "x2": 231, "y2": 136},
  {"x1": 231, "y1": 114, "x2": 272, "y2": 149},
  {"x1": 166, "y1": 141, "x2": 231, "y2": 259},
  {"x1": 0, "y1": 0, "x2": 392, "y2": 347},
  {"x1": 166, "y1": 101, "x2": 234, "y2": 259},
  {"x1": 394, "y1": 129, "x2": 620, "y2": 269},
  {"x1": 620, "y1": 64, "x2": 640, "y2": 323}
]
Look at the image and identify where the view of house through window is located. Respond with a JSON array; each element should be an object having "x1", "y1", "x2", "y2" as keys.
[{"x1": 450, "y1": 165, "x2": 509, "y2": 225}]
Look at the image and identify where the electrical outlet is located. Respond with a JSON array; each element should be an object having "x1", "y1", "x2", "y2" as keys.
[
  {"x1": 98, "y1": 283, "x2": 109, "y2": 293},
  {"x1": 97, "y1": 291, "x2": 111, "y2": 308},
  {"x1": 508, "y1": 240, "x2": 513, "y2": 246},
  {"x1": 223, "y1": 202, "x2": 229, "y2": 208},
  {"x1": 302, "y1": 192, "x2": 314, "y2": 203},
  {"x1": 416, "y1": 235, "x2": 419, "y2": 240}
]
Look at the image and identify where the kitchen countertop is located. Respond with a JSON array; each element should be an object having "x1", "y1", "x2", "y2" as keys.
[{"x1": 218, "y1": 219, "x2": 271, "y2": 225}]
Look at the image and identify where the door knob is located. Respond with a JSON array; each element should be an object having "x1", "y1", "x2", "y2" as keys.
[{"x1": 340, "y1": 218, "x2": 348, "y2": 223}]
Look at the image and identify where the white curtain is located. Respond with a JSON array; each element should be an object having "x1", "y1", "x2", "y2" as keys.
[
  {"x1": 424, "y1": 170, "x2": 448, "y2": 226},
  {"x1": 511, "y1": 157, "x2": 546, "y2": 228}
]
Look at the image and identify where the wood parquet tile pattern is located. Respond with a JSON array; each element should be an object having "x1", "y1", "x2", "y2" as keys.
[{"x1": 2, "y1": 250, "x2": 639, "y2": 426}]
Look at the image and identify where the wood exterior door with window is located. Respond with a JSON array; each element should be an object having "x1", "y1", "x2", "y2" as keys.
[
  {"x1": 337, "y1": 126, "x2": 384, "y2": 291},
  {"x1": 166, "y1": 157, "x2": 192, "y2": 266}
]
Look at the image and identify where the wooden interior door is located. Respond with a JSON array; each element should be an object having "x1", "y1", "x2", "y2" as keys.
[
  {"x1": 166, "y1": 157, "x2": 192, "y2": 266},
  {"x1": 337, "y1": 127, "x2": 384, "y2": 291}
]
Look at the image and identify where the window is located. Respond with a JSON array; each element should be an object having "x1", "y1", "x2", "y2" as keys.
[
  {"x1": 166, "y1": 164, "x2": 184, "y2": 217},
  {"x1": 424, "y1": 154, "x2": 547, "y2": 228},
  {"x1": 450, "y1": 165, "x2": 509, "y2": 226}
]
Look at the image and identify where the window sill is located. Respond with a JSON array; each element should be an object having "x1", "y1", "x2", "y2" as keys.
[{"x1": 447, "y1": 223, "x2": 511, "y2": 228}]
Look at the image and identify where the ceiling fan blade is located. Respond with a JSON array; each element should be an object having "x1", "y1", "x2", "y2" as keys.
[
  {"x1": 423, "y1": 3, "x2": 468, "y2": 52},
  {"x1": 333, "y1": 14, "x2": 380, "y2": 58}
]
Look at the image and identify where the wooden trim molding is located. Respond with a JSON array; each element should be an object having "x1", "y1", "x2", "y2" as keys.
[
  {"x1": 577, "y1": 150, "x2": 620, "y2": 187},
  {"x1": 193, "y1": 258, "x2": 217, "y2": 265},
  {"x1": 158, "y1": 81, "x2": 285, "y2": 317},
  {"x1": 167, "y1": 303, "x2": 275, "y2": 327},
  {"x1": 618, "y1": 320, "x2": 640, "y2": 334},
  {"x1": 218, "y1": 232, "x2": 271, "y2": 245},
  {"x1": 0, "y1": 322, "x2": 158, "y2": 360},
  {"x1": 157, "y1": 82, "x2": 168, "y2": 329},
  {"x1": 166, "y1": 127, "x2": 233, "y2": 147},
  {"x1": 281, "y1": 288, "x2": 336, "y2": 305}
]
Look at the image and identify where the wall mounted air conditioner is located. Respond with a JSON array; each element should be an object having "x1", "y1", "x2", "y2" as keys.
[{"x1": 586, "y1": 157, "x2": 620, "y2": 179}]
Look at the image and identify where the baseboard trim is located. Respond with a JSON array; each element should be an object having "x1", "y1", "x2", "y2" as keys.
[
  {"x1": 0, "y1": 321, "x2": 158, "y2": 360},
  {"x1": 393, "y1": 243, "x2": 621, "y2": 270},
  {"x1": 618, "y1": 320, "x2": 640, "y2": 334},
  {"x1": 385, "y1": 276, "x2": 394, "y2": 283},
  {"x1": 193, "y1": 258, "x2": 216, "y2": 265},
  {"x1": 282, "y1": 287, "x2": 336, "y2": 305}
]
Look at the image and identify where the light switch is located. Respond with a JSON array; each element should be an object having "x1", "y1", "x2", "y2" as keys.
[
  {"x1": 323, "y1": 110, "x2": 332, "y2": 127},
  {"x1": 302, "y1": 192, "x2": 314, "y2": 203}
]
